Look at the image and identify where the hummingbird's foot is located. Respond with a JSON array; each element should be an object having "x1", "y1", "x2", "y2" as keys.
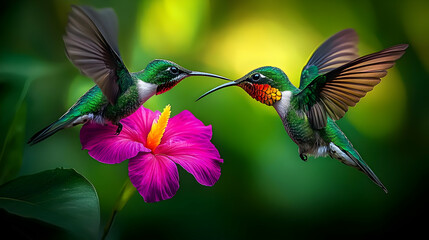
[
  {"x1": 300, "y1": 153, "x2": 308, "y2": 161},
  {"x1": 115, "y1": 122, "x2": 123, "y2": 135}
]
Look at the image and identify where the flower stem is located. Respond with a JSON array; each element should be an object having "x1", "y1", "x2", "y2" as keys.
[{"x1": 102, "y1": 178, "x2": 136, "y2": 240}]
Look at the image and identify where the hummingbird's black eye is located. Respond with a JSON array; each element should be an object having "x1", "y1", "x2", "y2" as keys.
[
  {"x1": 251, "y1": 73, "x2": 261, "y2": 81},
  {"x1": 169, "y1": 66, "x2": 179, "y2": 74}
]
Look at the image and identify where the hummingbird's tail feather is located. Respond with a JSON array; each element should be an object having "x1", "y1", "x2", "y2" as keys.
[
  {"x1": 328, "y1": 143, "x2": 388, "y2": 193},
  {"x1": 345, "y1": 151, "x2": 388, "y2": 194},
  {"x1": 27, "y1": 116, "x2": 80, "y2": 145}
]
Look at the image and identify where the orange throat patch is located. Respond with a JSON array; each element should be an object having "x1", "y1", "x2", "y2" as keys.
[{"x1": 238, "y1": 83, "x2": 282, "y2": 106}]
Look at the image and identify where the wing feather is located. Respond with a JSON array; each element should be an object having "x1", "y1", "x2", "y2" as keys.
[
  {"x1": 298, "y1": 44, "x2": 408, "y2": 129},
  {"x1": 63, "y1": 5, "x2": 133, "y2": 105},
  {"x1": 299, "y1": 29, "x2": 359, "y2": 89}
]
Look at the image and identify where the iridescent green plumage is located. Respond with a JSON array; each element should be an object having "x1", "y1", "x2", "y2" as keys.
[{"x1": 198, "y1": 29, "x2": 408, "y2": 193}]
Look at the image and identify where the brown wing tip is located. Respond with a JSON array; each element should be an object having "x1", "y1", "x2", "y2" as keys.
[
  {"x1": 380, "y1": 43, "x2": 409, "y2": 64},
  {"x1": 384, "y1": 44, "x2": 409, "y2": 54},
  {"x1": 333, "y1": 28, "x2": 358, "y2": 40},
  {"x1": 394, "y1": 43, "x2": 409, "y2": 50},
  {"x1": 70, "y1": 4, "x2": 87, "y2": 16}
]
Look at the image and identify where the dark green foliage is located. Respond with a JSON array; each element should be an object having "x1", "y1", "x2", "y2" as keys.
[
  {"x1": 0, "y1": 168, "x2": 100, "y2": 239},
  {"x1": 0, "y1": 102, "x2": 26, "y2": 183}
]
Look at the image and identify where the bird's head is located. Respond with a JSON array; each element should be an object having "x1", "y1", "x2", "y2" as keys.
[
  {"x1": 197, "y1": 66, "x2": 292, "y2": 106},
  {"x1": 138, "y1": 59, "x2": 229, "y2": 95}
]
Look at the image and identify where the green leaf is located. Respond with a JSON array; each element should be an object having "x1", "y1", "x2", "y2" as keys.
[
  {"x1": 0, "y1": 76, "x2": 30, "y2": 184},
  {"x1": 0, "y1": 101, "x2": 26, "y2": 184},
  {"x1": 0, "y1": 168, "x2": 100, "y2": 239}
]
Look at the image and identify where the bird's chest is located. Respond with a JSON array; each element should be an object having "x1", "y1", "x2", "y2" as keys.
[
  {"x1": 284, "y1": 110, "x2": 314, "y2": 144},
  {"x1": 103, "y1": 86, "x2": 141, "y2": 123},
  {"x1": 274, "y1": 92, "x2": 325, "y2": 150},
  {"x1": 282, "y1": 115, "x2": 330, "y2": 160},
  {"x1": 274, "y1": 92, "x2": 312, "y2": 143},
  {"x1": 284, "y1": 110, "x2": 329, "y2": 156}
]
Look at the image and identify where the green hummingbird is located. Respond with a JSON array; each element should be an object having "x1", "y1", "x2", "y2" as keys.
[
  {"x1": 28, "y1": 5, "x2": 228, "y2": 145},
  {"x1": 198, "y1": 29, "x2": 408, "y2": 193}
]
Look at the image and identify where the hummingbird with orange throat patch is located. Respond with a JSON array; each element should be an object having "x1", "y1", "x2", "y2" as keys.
[
  {"x1": 198, "y1": 29, "x2": 408, "y2": 192},
  {"x1": 28, "y1": 5, "x2": 229, "y2": 145}
]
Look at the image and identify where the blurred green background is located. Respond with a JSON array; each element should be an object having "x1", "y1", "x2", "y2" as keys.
[{"x1": 1, "y1": 0, "x2": 428, "y2": 238}]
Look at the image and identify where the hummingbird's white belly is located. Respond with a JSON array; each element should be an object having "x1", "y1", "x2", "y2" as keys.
[
  {"x1": 303, "y1": 143, "x2": 356, "y2": 167},
  {"x1": 67, "y1": 113, "x2": 105, "y2": 128},
  {"x1": 328, "y1": 143, "x2": 357, "y2": 167},
  {"x1": 312, "y1": 145, "x2": 329, "y2": 157}
]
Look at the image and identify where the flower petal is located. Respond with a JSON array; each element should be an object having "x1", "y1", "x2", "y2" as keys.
[
  {"x1": 128, "y1": 153, "x2": 179, "y2": 202},
  {"x1": 162, "y1": 110, "x2": 213, "y2": 143},
  {"x1": 157, "y1": 140, "x2": 223, "y2": 186},
  {"x1": 156, "y1": 110, "x2": 222, "y2": 186},
  {"x1": 121, "y1": 106, "x2": 161, "y2": 145},
  {"x1": 80, "y1": 121, "x2": 150, "y2": 164}
]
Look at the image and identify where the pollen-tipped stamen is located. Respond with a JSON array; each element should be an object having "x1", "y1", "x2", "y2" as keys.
[{"x1": 146, "y1": 105, "x2": 171, "y2": 151}]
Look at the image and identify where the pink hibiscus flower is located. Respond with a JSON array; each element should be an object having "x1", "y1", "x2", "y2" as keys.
[{"x1": 80, "y1": 105, "x2": 223, "y2": 202}]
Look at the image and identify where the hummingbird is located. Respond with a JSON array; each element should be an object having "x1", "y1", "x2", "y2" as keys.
[
  {"x1": 28, "y1": 5, "x2": 228, "y2": 145},
  {"x1": 198, "y1": 29, "x2": 408, "y2": 193}
]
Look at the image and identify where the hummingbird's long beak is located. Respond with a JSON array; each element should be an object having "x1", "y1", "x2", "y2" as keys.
[
  {"x1": 188, "y1": 71, "x2": 230, "y2": 81},
  {"x1": 196, "y1": 80, "x2": 240, "y2": 101}
]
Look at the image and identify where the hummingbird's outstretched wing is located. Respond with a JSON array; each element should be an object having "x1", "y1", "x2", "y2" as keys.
[
  {"x1": 63, "y1": 5, "x2": 133, "y2": 105},
  {"x1": 299, "y1": 29, "x2": 359, "y2": 90},
  {"x1": 296, "y1": 44, "x2": 408, "y2": 129}
]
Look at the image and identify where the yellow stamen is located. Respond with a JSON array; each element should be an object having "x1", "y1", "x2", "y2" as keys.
[{"x1": 146, "y1": 104, "x2": 171, "y2": 151}]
